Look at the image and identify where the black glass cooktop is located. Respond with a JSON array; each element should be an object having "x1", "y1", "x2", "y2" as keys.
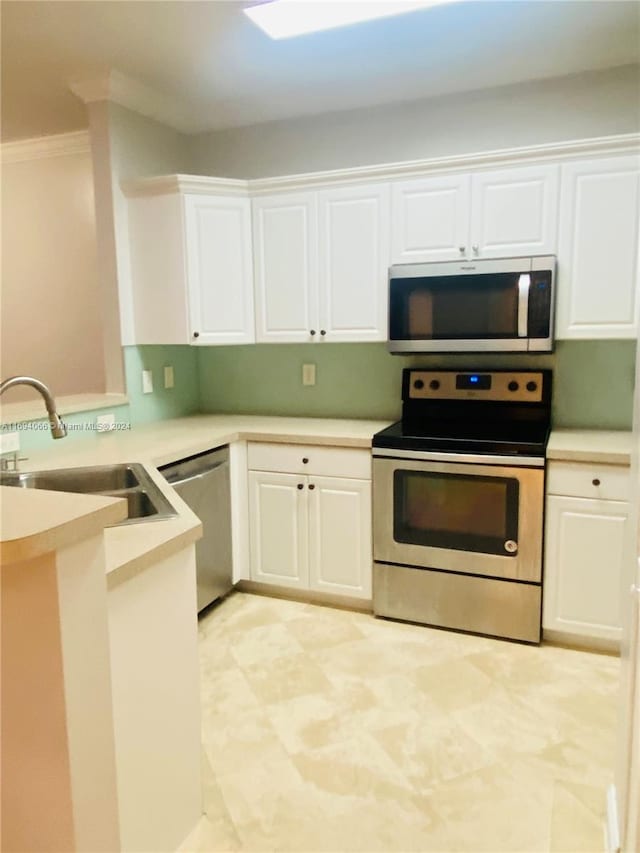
[{"x1": 373, "y1": 418, "x2": 550, "y2": 457}]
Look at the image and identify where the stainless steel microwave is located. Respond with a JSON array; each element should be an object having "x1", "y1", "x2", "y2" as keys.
[{"x1": 388, "y1": 255, "x2": 555, "y2": 353}]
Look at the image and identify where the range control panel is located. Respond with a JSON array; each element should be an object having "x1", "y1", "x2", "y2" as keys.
[{"x1": 406, "y1": 370, "x2": 545, "y2": 403}]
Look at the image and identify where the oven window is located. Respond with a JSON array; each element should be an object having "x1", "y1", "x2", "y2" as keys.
[{"x1": 393, "y1": 470, "x2": 519, "y2": 556}]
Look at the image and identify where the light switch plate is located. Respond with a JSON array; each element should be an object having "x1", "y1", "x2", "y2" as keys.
[
  {"x1": 164, "y1": 365, "x2": 175, "y2": 389},
  {"x1": 142, "y1": 369, "x2": 153, "y2": 394},
  {"x1": 96, "y1": 413, "x2": 116, "y2": 432},
  {"x1": 302, "y1": 364, "x2": 316, "y2": 386},
  {"x1": 0, "y1": 431, "x2": 20, "y2": 454}
]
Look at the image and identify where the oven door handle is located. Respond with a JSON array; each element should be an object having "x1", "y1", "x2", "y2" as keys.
[
  {"x1": 518, "y1": 273, "x2": 531, "y2": 337},
  {"x1": 372, "y1": 447, "x2": 545, "y2": 468}
]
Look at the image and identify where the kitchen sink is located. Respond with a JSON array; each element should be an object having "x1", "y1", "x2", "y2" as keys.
[{"x1": 0, "y1": 463, "x2": 178, "y2": 525}]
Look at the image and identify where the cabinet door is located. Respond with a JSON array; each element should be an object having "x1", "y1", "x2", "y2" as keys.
[
  {"x1": 128, "y1": 193, "x2": 191, "y2": 344},
  {"x1": 252, "y1": 193, "x2": 319, "y2": 343},
  {"x1": 308, "y1": 476, "x2": 372, "y2": 600},
  {"x1": 543, "y1": 494, "x2": 629, "y2": 642},
  {"x1": 248, "y1": 471, "x2": 308, "y2": 588},
  {"x1": 318, "y1": 184, "x2": 390, "y2": 342},
  {"x1": 184, "y1": 195, "x2": 255, "y2": 345},
  {"x1": 556, "y1": 156, "x2": 640, "y2": 339},
  {"x1": 470, "y1": 164, "x2": 559, "y2": 258},
  {"x1": 391, "y1": 174, "x2": 471, "y2": 263}
]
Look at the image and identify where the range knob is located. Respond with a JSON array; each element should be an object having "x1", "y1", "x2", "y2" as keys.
[
  {"x1": 526, "y1": 381, "x2": 538, "y2": 392},
  {"x1": 414, "y1": 379, "x2": 424, "y2": 390},
  {"x1": 429, "y1": 379, "x2": 441, "y2": 390},
  {"x1": 508, "y1": 380, "x2": 519, "y2": 392}
]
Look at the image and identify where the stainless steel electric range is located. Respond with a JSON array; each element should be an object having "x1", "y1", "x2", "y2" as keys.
[{"x1": 372, "y1": 368, "x2": 552, "y2": 644}]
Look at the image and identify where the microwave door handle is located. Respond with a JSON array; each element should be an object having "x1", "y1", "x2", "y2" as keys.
[{"x1": 517, "y1": 274, "x2": 531, "y2": 337}]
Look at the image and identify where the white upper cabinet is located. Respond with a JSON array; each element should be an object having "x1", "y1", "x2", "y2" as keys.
[
  {"x1": 252, "y1": 192, "x2": 318, "y2": 343},
  {"x1": 126, "y1": 183, "x2": 254, "y2": 346},
  {"x1": 184, "y1": 195, "x2": 254, "y2": 345},
  {"x1": 556, "y1": 155, "x2": 640, "y2": 339},
  {"x1": 128, "y1": 192, "x2": 189, "y2": 345},
  {"x1": 391, "y1": 174, "x2": 471, "y2": 263},
  {"x1": 125, "y1": 139, "x2": 638, "y2": 347},
  {"x1": 470, "y1": 164, "x2": 559, "y2": 258},
  {"x1": 253, "y1": 184, "x2": 389, "y2": 343},
  {"x1": 391, "y1": 164, "x2": 558, "y2": 264},
  {"x1": 318, "y1": 184, "x2": 390, "y2": 341}
]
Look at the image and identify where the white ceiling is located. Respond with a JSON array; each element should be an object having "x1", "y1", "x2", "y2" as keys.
[{"x1": 1, "y1": 0, "x2": 639, "y2": 142}]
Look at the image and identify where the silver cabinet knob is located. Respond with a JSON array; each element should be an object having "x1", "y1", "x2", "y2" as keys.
[
  {"x1": 458, "y1": 246, "x2": 466, "y2": 254},
  {"x1": 472, "y1": 245, "x2": 479, "y2": 254}
]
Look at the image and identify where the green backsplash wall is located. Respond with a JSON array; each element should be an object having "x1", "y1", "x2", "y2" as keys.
[
  {"x1": 197, "y1": 340, "x2": 636, "y2": 430},
  {"x1": 5, "y1": 345, "x2": 200, "y2": 453},
  {"x1": 7, "y1": 340, "x2": 634, "y2": 455},
  {"x1": 124, "y1": 345, "x2": 200, "y2": 425}
]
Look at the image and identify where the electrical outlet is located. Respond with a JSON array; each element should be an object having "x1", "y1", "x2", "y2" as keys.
[
  {"x1": 96, "y1": 413, "x2": 116, "y2": 432},
  {"x1": 164, "y1": 365, "x2": 175, "y2": 389},
  {"x1": 142, "y1": 369, "x2": 153, "y2": 394},
  {"x1": 302, "y1": 364, "x2": 316, "y2": 386},
  {"x1": 0, "y1": 431, "x2": 20, "y2": 454}
]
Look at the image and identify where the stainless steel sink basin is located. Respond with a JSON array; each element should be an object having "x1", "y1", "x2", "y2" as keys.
[
  {"x1": 0, "y1": 463, "x2": 178, "y2": 525},
  {"x1": 4, "y1": 464, "x2": 142, "y2": 493}
]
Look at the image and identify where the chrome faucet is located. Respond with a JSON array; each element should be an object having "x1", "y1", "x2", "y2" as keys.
[{"x1": 0, "y1": 376, "x2": 67, "y2": 439}]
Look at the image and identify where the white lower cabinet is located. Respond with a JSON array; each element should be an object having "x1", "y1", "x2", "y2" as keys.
[
  {"x1": 308, "y1": 476, "x2": 372, "y2": 598},
  {"x1": 248, "y1": 443, "x2": 372, "y2": 601},
  {"x1": 543, "y1": 461, "x2": 631, "y2": 647},
  {"x1": 249, "y1": 471, "x2": 309, "y2": 589}
]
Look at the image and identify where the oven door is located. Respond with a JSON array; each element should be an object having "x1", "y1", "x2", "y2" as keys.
[{"x1": 373, "y1": 455, "x2": 544, "y2": 582}]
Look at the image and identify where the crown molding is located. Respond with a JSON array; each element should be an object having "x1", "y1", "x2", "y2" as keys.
[
  {"x1": 1, "y1": 130, "x2": 91, "y2": 164},
  {"x1": 69, "y1": 70, "x2": 200, "y2": 134},
  {"x1": 120, "y1": 132, "x2": 640, "y2": 199},
  {"x1": 248, "y1": 132, "x2": 640, "y2": 194},
  {"x1": 122, "y1": 174, "x2": 250, "y2": 197}
]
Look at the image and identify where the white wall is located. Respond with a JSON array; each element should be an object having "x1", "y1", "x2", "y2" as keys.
[
  {"x1": 190, "y1": 64, "x2": 640, "y2": 178},
  {"x1": 90, "y1": 103, "x2": 193, "y2": 346},
  {"x1": 1, "y1": 145, "x2": 106, "y2": 400}
]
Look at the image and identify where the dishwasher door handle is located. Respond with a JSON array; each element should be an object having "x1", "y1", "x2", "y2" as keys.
[{"x1": 167, "y1": 460, "x2": 227, "y2": 487}]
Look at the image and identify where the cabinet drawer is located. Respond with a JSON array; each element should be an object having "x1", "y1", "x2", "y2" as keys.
[
  {"x1": 247, "y1": 442, "x2": 371, "y2": 479},
  {"x1": 547, "y1": 461, "x2": 630, "y2": 501}
]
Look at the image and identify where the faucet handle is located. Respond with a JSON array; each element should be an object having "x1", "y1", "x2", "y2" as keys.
[{"x1": 0, "y1": 451, "x2": 25, "y2": 472}]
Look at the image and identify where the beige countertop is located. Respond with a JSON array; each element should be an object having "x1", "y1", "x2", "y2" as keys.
[
  {"x1": 547, "y1": 429, "x2": 634, "y2": 465},
  {"x1": 0, "y1": 486, "x2": 128, "y2": 564},
  {"x1": 1, "y1": 415, "x2": 391, "y2": 580},
  {"x1": 19, "y1": 414, "x2": 391, "y2": 471},
  {"x1": 8, "y1": 415, "x2": 629, "y2": 578}
]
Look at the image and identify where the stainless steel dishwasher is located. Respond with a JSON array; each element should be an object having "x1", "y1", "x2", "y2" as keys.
[{"x1": 160, "y1": 446, "x2": 233, "y2": 612}]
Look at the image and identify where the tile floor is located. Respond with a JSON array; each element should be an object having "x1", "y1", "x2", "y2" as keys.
[{"x1": 180, "y1": 592, "x2": 620, "y2": 853}]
